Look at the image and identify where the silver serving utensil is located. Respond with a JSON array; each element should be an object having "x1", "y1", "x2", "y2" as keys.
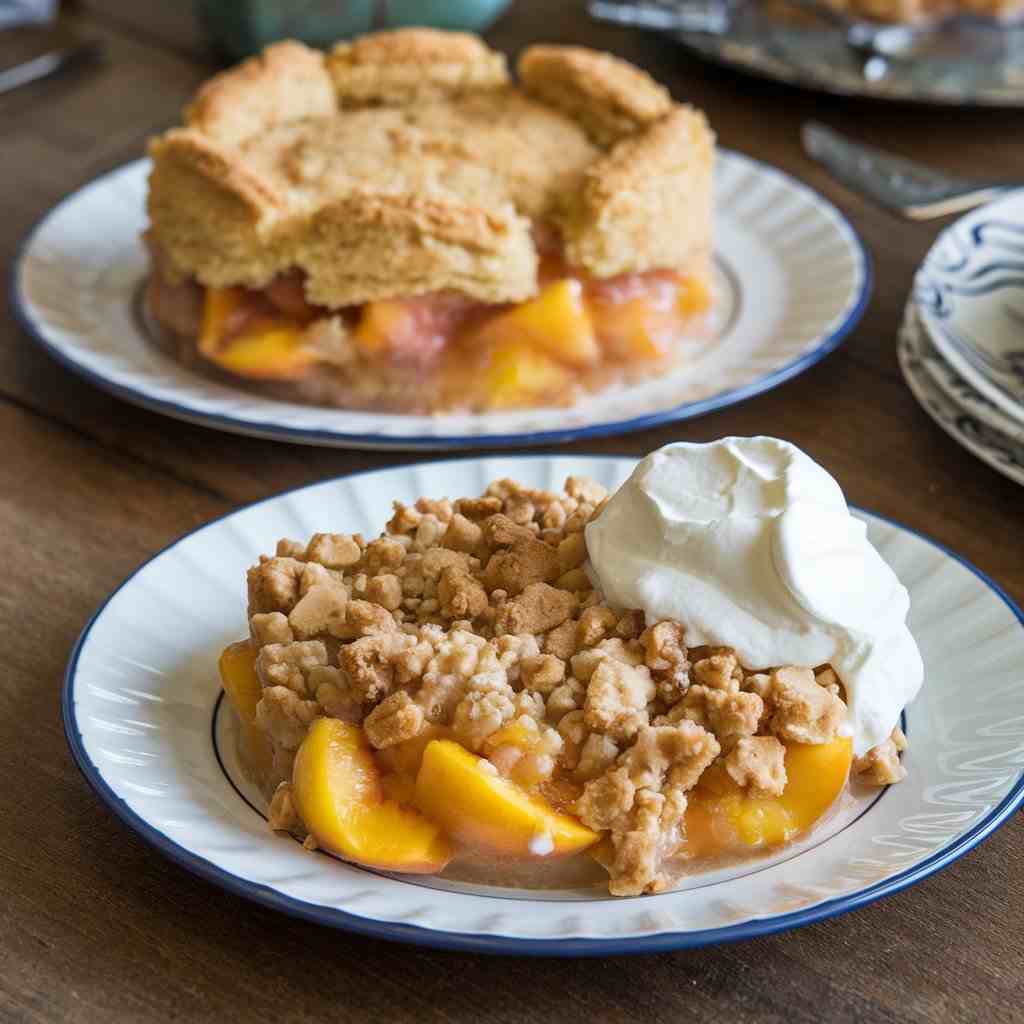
[
  {"x1": 588, "y1": 0, "x2": 732, "y2": 34},
  {"x1": 0, "y1": 40, "x2": 103, "y2": 96},
  {"x1": 802, "y1": 121, "x2": 1013, "y2": 220},
  {"x1": 588, "y1": 0, "x2": 936, "y2": 81}
]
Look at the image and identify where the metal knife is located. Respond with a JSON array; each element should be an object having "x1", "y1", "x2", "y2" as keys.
[
  {"x1": 0, "y1": 40, "x2": 104, "y2": 97},
  {"x1": 802, "y1": 121, "x2": 1013, "y2": 220}
]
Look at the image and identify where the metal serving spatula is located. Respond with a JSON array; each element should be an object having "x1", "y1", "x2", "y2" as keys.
[{"x1": 802, "y1": 121, "x2": 1014, "y2": 220}]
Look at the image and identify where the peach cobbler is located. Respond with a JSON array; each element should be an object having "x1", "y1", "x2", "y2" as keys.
[
  {"x1": 219, "y1": 443, "x2": 918, "y2": 896},
  {"x1": 822, "y1": 0, "x2": 1024, "y2": 21},
  {"x1": 145, "y1": 30, "x2": 714, "y2": 414}
]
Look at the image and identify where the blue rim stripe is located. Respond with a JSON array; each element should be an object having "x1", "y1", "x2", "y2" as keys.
[
  {"x1": 61, "y1": 454, "x2": 1024, "y2": 955},
  {"x1": 12, "y1": 153, "x2": 872, "y2": 450}
]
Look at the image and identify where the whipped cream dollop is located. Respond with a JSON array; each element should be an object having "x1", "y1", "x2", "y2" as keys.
[{"x1": 585, "y1": 438, "x2": 923, "y2": 754}]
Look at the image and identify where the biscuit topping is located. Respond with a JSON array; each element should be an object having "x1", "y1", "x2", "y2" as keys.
[{"x1": 146, "y1": 30, "x2": 716, "y2": 413}]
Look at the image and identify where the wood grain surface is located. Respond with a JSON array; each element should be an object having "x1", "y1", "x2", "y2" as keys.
[{"x1": 1, "y1": 2, "x2": 1021, "y2": 1021}]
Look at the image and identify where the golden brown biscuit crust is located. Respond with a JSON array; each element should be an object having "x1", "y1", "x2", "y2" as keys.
[
  {"x1": 147, "y1": 130, "x2": 292, "y2": 289},
  {"x1": 559, "y1": 106, "x2": 715, "y2": 279},
  {"x1": 186, "y1": 41, "x2": 337, "y2": 147},
  {"x1": 327, "y1": 27, "x2": 509, "y2": 106},
  {"x1": 517, "y1": 44, "x2": 673, "y2": 145},
  {"x1": 299, "y1": 192, "x2": 537, "y2": 307},
  {"x1": 147, "y1": 30, "x2": 713, "y2": 306}
]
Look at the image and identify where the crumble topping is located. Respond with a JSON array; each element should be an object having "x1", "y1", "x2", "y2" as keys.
[
  {"x1": 242, "y1": 474, "x2": 909, "y2": 896},
  {"x1": 853, "y1": 726, "x2": 908, "y2": 785},
  {"x1": 724, "y1": 737, "x2": 788, "y2": 798}
]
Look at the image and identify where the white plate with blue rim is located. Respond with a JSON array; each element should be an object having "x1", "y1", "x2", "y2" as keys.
[
  {"x1": 915, "y1": 190, "x2": 1024, "y2": 428},
  {"x1": 899, "y1": 302, "x2": 1024, "y2": 487},
  {"x1": 13, "y1": 152, "x2": 869, "y2": 451},
  {"x1": 63, "y1": 454, "x2": 1024, "y2": 954}
]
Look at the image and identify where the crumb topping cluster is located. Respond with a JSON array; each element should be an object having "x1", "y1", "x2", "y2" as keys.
[{"x1": 246, "y1": 475, "x2": 904, "y2": 895}]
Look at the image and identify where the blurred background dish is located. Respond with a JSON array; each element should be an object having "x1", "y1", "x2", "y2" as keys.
[
  {"x1": 591, "y1": 0, "x2": 1024, "y2": 106},
  {"x1": 899, "y1": 302, "x2": 1024, "y2": 486},
  {"x1": 13, "y1": 151, "x2": 869, "y2": 450},
  {"x1": 897, "y1": 187, "x2": 1024, "y2": 485},
  {"x1": 914, "y1": 189, "x2": 1024, "y2": 423},
  {"x1": 917, "y1": 314, "x2": 1024, "y2": 445},
  {"x1": 195, "y1": 0, "x2": 513, "y2": 57}
]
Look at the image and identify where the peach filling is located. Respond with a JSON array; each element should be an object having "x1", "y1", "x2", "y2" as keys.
[
  {"x1": 220, "y1": 643, "x2": 854, "y2": 877},
  {"x1": 196, "y1": 260, "x2": 712, "y2": 408},
  {"x1": 685, "y1": 738, "x2": 853, "y2": 857}
]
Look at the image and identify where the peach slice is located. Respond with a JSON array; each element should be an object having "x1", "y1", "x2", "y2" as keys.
[
  {"x1": 589, "y1": 298, "x2": 668, "y2": 361},
  {"x1": 676, "y1": 272, "x2": 713, "y2": 317},
  {"x1": 199, "y1": 287, "x2": 247, "y2": 355},
  {"x1": 199, "y1": 288, "x2": 318, "y2": 380},
  {"x1": 218, "y1": 640, "x2": 261, "y2": 725},
  {"x1": 587, "y1": 271, "x2": 711, "y2": 362},
  {"x1": 218, "y1": 640, "x2": 277, "y2": 790},
  {"x1": 212, "y1": 321, "x2": 319, "y2": 380},
  {"x1": 686, "y1": 737, "x2": 854, "y2": 855},
  {"x1": 353, "y1": 295, "x2": 473, "y2": 360},
  {"x1": 485, "y1": 341, "x2": 572, "y2": 409},
  {"x1": 292, "y1": 719, "x2": 453, "y2": 874},
  {"x1": 478, "y1": 279, "x2": 599, "y2": 368},
  {"x1": 414, "y1": 739, "x2": 598, "y2": 858},
  {"x1": 353, "y1": 299, "x2": 410, "y2": 356}
]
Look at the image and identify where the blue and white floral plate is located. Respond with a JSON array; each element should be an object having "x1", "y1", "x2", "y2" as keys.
[
  {"x1": 12, "y1": 152, "x2": 869, "y2": 450},
  {"x1": 62, "y1": 455, "x2": 1024, "y2": 954},
  {"x1": 915, "y1": 190, "x2": 1024, "y2": 427},
  {"x1": 899, "y1": 303, "x2": 1024, "y2": 487}
]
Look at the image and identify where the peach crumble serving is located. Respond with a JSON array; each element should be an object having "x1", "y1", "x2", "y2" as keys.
[
  {"x1": 218, "y1": 441, "x2": 921, "y2": 897},
  {"x1": 145, "y1": 29, "x2": 715, "y2": 414}
]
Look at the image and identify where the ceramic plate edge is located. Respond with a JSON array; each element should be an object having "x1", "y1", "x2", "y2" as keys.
[{"x1": 900, "y1": 303, "x2": 1024, "y2": 487}]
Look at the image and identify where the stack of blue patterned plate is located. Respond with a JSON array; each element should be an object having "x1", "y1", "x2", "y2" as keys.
[{"x1": 899, "y1": 191, "x2": 1024, "y2": 487}]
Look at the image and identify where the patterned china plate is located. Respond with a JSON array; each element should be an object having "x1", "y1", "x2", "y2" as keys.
[
  {"x1": 915, "y1": 190, "x2": 1024, "y2": 426},
  {"x1": 917, "y1": 316, "x2": 1024, "y2": 446},
  {"x1": 62, "y1": 456, "x2": 1024, "y2": 954},
  {"x1": 900, "y1": 303, "x2": 1024, "y2": 487},
  {"x1": 12, "y1": 153, "x2": 868, "y2": 450}
]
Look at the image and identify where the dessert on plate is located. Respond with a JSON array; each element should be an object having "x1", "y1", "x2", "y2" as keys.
[
  {"x1": 821, "y1": 0, "x2": 1024, "y2": 21},
  {"x1": 145, "y1": 29, "x2": 715, "y2": 413},
  {"x1": 218, "y1": 438, "x2": 923, "y2": 896}
]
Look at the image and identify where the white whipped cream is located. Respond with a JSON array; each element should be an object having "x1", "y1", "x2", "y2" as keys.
[{"x1": 585, "y1": 438, "x2": 923, "y2": 754}]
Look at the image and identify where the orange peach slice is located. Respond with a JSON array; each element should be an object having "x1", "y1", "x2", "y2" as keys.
[
  {"x1": 218, "y1": 640, "x2": 277, "y2": 790},
  {"x1": 199, "y1": 288, "x2": 317, "y2": 380},
  {"x1": 199, "y1": 287, "x2": 246, "y2": 355},
  {"x1": 353, "y1": 299, "x2": 408, "y2": 355},
  {"x1": 292, "y1": 719, "x2": 452, "y2": 874},
  {"x1": 414, "y1": 739, "x2": 598, "y2": 859},
  {"x1": 676, "y1": 272, "x2": 713, "y2": 316},
  {"x1": 211, "y1": 321, "x2": 318, "y2": 380},
  {"x1": 686, "y1": 737, "x2": 853, "y2": 854},
  {"x1": 589, "y1": 298, "x2": 667, "y2": 361},
  {"x1": 779, "y1": 736, "x2": 855, "y2": 829},
  {"x1": 218, "y1": 640, "x2": 261, "y2": 724},
  {"x1": 479, "y1": 279, "x2": 599, "y2": 368},
  {"x1": 485, "y1": 341, "x2": 572, "y2": 409}
]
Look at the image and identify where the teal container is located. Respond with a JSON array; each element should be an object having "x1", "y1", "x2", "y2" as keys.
[{"x1": 196, "y1": 0, "x2": 513, "y2": 58}]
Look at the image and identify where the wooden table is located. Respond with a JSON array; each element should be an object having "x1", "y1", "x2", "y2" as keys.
[{"x1": 2, "y1": 2, "x2": 1022, "y2": 1020}]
